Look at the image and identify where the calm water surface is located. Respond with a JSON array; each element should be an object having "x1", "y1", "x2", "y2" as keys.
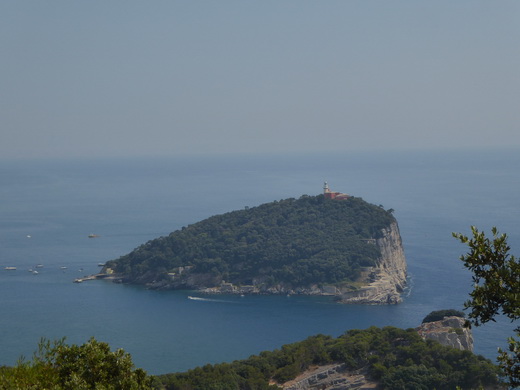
[{"x1": 0, "y1": 149, "x2": 518, "y2": 374}]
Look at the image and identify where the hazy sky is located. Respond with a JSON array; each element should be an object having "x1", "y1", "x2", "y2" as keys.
[{"x1": 2, "y1": 1, "x2": 519, "y2": 159}]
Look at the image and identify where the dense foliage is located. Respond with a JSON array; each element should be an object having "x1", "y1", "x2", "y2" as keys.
[
  {"x1": 0, "y1": 337, "x2": 152, "y2": 389},
  {"x1": 422, "y1": 309, "x2": 466, "y2": 324},
  {"x1": 0, "y1": 329, "x2": 501, "y2": 390},
  {"x1": 155, "y1": 326, "x2": 501, "y2": 390},
  {"x1": 454, "y1": 226, "x2": 520, "y2": 387},
  {"x1": 106, "y1": 195, "x2": 396, "y2": 288}
]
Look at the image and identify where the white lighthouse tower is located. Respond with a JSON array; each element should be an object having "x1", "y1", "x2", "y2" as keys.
[{"x1": 323, "y1": 181, "x2": 330, "y2": 195}]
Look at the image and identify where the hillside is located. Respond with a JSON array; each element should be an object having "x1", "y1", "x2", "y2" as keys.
[
  {"x1": 155, "y1": 326, "x2": 502, "y2": 390},
  {"x1": 104, "y1": 194, "x2": 399, "y2": 294},
  {"x1": 1, "y1": 326, "x2": 503, "y2": 389}
]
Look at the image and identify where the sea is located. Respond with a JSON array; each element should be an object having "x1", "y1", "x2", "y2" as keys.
[{"x1": 0, "y1": 149, "x2": 518, "y2": 375}]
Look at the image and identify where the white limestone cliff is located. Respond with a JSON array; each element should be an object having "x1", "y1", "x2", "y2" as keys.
[
  {"x1": 339, "y1": 222, "x2": 407, "y2": 304},
  {"x1": 416, "y1": 316, "x2": 474, "y2": 351}
]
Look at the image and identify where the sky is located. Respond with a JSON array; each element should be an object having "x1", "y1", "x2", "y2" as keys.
[{"x1": 1, "y1": 1, "x2": 520, "y2": 159}]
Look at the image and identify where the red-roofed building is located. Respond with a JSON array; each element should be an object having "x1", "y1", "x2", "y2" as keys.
[{"x1": 323, "y1": 181, "x2": 350, "y2": 200}]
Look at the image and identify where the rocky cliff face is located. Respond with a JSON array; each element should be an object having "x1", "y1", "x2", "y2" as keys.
[
  {"x1": 416, "y1": 316, "x2": 474, "y2": 351},
  {"x1": 339, "y1": 222, "x2": 407, "y2": 304}
]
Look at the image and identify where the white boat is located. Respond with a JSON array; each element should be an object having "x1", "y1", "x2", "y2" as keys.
[
  {"x1": 35, "y1": 264, "x2": 43, "y2": 268},
  {"x1": 4, "y1": 266, "x2": 16, "y2": 270},
  {"x1": 32, "y1": 270, "x2": 39, "y2": 274},
  {"x1": 60, "y1": 266, "x2": 68, "y2": 270}
]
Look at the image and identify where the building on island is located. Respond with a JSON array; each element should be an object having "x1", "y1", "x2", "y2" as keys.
[{"x1": 323, "y1": 182, "x2": 350, "y2": 200}]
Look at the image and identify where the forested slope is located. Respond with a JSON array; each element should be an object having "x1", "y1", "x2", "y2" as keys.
[
  {"x1": 155, "y1": 326, "x2": 501, "y2": 390},
  {"x1": 105, "y1": 195, "x2": 396, "y2": 289},
  {"x1": 1, "y1": 327, "x2": 502, "y2": 389}
]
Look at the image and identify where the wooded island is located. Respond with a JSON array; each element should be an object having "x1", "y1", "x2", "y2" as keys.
[{"x1": 104, "y1": 191, "x2": 406, "y2": 302}]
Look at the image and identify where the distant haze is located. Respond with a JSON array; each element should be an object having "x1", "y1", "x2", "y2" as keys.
[{"x1": 1, "y1": 1, "x2": 519, "y2": 159}]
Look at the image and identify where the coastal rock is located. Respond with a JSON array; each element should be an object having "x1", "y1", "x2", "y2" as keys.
[
  {"x1": 416, "y1": 316, "x2": 474, "y2": 351},
  {"x1": 339, "y1": 222, "x2": 407, "y2": 304}
]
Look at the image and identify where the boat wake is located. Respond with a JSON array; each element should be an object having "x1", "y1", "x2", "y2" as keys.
[{"x1": 187, "y1": 296, "x2": 235, "y2": 303}]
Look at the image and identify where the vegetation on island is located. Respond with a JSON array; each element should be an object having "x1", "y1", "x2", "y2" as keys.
[
  {"x1": 105, "y1": 195, "x2": 396, "y2": 290},
  {"x1": 454, "y1": 226, "x2": 520, "y2": 388}
]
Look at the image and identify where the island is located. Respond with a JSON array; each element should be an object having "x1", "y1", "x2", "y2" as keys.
[{"x1": 102, "y1": 183, "x2": 407, "y2": 304}]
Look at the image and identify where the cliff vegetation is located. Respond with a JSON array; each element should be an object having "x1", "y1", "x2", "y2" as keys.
[{"x1": 422, "y1": 309, "x2": 466, "y2": 324}]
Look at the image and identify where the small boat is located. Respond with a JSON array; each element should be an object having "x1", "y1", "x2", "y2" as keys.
[
  {"x1": 88, "y1": 234, "x2": 99, "y2": 238},
  {"x1": 32, "y1": 270, "x2": 39, "y2": 275},
  {"x1": 187, "y1": 296, "x2": 205, "y2": 301},
  {"x1": 60, "y1": 266, "x2": 68, "y2": 270},
  {"x1": 97, "y1": 263, "x2": 105, "y2": 267},
  {"x1": 35, "y1": 264, "x2": 43, "y2": 268},
  {"x1": 4, "y1": 266, "x2": 16, "y2": 271}
]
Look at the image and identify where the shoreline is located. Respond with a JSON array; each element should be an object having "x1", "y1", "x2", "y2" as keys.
[{"x1": 81, "y1": 272, "x2": 406, "y2": 305}]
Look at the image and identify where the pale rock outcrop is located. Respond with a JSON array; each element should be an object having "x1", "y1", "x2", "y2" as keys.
[
  {"x1": 339, "y1": 222, "x2": 407, "y2": 304},
  {"x1": 283, "y1": 365, "x2": 377, "y2": 390},
  {"x1": 416, "y1": 316, "x2": 474, "y2": 351}
]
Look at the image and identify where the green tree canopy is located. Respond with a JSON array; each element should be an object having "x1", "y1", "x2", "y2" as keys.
[
  {"x1": 157, "y1": 326, "x2": 501, "y2": 390},
  {"x1": 453, "y1": 226, "x2": 520, "y2": 387},
  {"x1": 0, "y1": 328, "x2": 502, "y2": 390},
  {"x1": 0, "y1": 337, "x2": 152, "y2": 389},
  {"x1": 422, "y1": 309, "x2": 466, "y2": 324},
  {"x1": 106, "y1": 195, "x2": 396, "y2": 289}
]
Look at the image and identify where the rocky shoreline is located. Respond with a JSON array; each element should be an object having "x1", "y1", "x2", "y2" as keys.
[{"x1": 197, "y1": 283, "x2": 340, "y2": 297}]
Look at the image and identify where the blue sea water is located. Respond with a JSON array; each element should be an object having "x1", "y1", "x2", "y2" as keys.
[{"x1": 0, "y1": 149, "x2": 518, "y2": 375}]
